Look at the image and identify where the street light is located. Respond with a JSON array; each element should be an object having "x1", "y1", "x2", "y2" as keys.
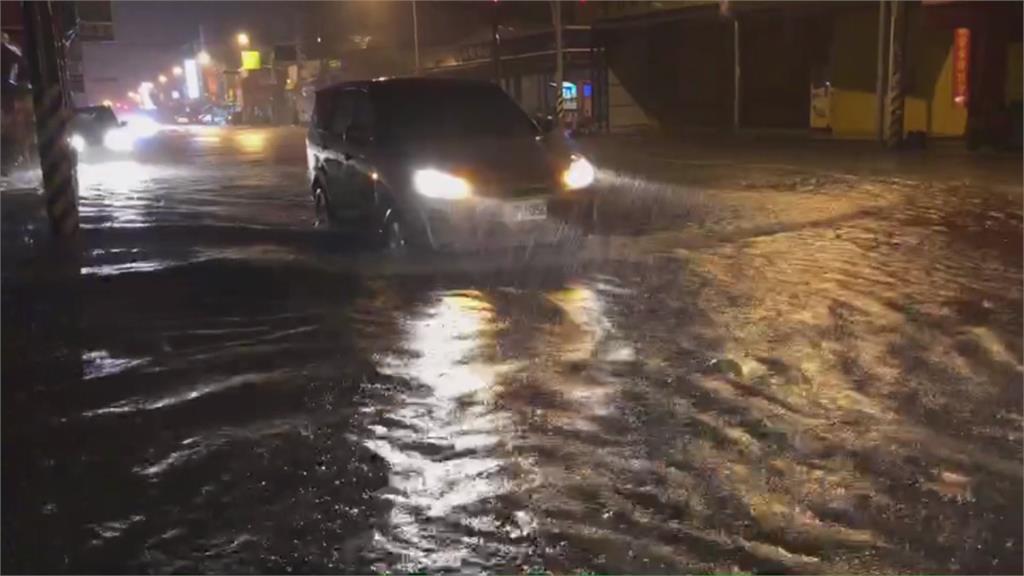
[
  {"x1": 197, "y1": 50, "x2": 211, "y2": 65},
  {"x1": 172, "y1": 65, "x2": 183, "y2": 76},
  {"x1": 237, "y1": 32, "x2": 250, "y2": 48},
  {"x1": 158, "y1": 74, "x2": 168, "y2": 84}
]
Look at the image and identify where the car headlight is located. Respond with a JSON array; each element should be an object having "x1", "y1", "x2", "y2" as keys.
[
  {"x1": 69, "y1": 133, "x2": 86, "y2": 153},
  {"x1": 562, "y1": 155, "x2": 595, "y2": 190},
  {"x1": 413, "y1": 169, "x2": 472, "y2": 200},
  {"x1": 103, "y1": 129, "x2": 135, "y2": 152}
]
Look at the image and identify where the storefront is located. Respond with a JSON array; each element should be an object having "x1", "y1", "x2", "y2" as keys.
[
  {"x1": 592, "y1": 0, "x2": 1020, "y2": 145},
  {"x1": 421, "y1": 26, "x2": 609, "y2": 132},
  {"x1": 920, "y1": 0, "x2": 1022, "y2": 147}
]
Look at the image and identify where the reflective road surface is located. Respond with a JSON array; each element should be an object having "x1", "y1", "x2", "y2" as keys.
[{"x1": 2, "y1": 126, "x2": 1022, "y2": 573}]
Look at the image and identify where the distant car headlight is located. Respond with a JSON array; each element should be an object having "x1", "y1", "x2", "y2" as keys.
[
  {"x1": 103, "y1": 128, "x2": 135, "y2": 152},
  {"x1": 562, "y1": 155, "x2": 595, "y2": 190},
  {"x1": 413, "y1": 169, "x2": 472, "y2": 200},
  {"x1": 69, "y1": 133, "x2": 87, "y2": 153}
]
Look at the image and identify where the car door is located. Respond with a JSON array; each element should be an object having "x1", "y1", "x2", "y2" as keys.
[
  {"x1": 307, "y1": 90, "x2": 334, "y2": 188},
  {"x1": 335, "y1": 89, "x2": 377, "y2": 218},
  {"x1": 323, "y1": 90, "x2": 353, "y2": 212}
]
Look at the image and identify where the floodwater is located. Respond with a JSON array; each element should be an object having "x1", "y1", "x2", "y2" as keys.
[{"x1": 2, "y1": 126, "x2": 1021, "y2": 573}]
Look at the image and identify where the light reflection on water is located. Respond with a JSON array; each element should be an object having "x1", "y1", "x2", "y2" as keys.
[
  {"x1": 81, "y1": 350, "x2": 151, "y2": 380},
  {"x1": 78, "y1": 160, "x2": 156, "y2": 193},
  {"x1": 81, "y1": 260, "x2": 173, "y2": 276},
  {"x1": 365, "y1": 290, "x2": 525, "y2": 571},
  {"x1": 77, "y1": 160, "x2": 163, "y2": 228},
  {"x1": 359, "y1": 280, "x2": 631, "y2": 572},
  {"x1": 234, "y1": 131, "x2": 268, "y2": 154}
]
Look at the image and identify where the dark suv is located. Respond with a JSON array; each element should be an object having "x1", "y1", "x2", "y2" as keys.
[
  {"x1": 70, "y1": 105, "x2": 123, "y2": 148},
  {"x1": 306, "y1": 77, "x2": 596, "y2": 251}
]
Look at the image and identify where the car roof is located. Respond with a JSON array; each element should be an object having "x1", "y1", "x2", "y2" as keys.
[{"x1": 316, "y1": 76, "x2": 498, "y2": 96}]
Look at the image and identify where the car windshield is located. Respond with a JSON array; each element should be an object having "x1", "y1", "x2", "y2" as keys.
[{"x1": 373, "y1": 83, "x2": 537, "y2": 142}]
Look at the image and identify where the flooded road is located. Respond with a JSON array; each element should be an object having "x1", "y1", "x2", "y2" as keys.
[{"x1": 3, "y1": 126, "x2": 1021, "y2": 573}]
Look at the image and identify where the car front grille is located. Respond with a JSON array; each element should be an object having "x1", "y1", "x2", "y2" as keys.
[{"x1": 499, "y1": 185, "x2": 551, "y2": 199}]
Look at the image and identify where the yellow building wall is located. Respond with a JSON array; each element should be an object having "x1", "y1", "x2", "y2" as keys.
[
  {"x1": 905, "y1": 96, "x2": 929, "y2": 134},
  {"x1": 1007, "y1": 42, "x2": 1022, "y2": 102},
  {"x1": 828, "y1": 89, "x2": 875, "y2": 137},
  {"x1": 828, "y1": 6, "x2": 966, "y2": 138},
  {"x1": 826, "y1": 5, "x2": 877, "y2": 138},
  {"x1": 830, "y1": 50, "x2": 965, "y2": 137},
  {"x1": 926, "y1": 41, "x2": 968, "y2": 136}
]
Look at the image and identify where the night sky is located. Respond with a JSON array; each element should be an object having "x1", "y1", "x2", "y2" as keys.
[
  {"x1": 80, "y1": 1, "x2": 545, "y2": 105},
  {"x1": 83, "y1": 1, "x2": 306, "y2": 104}
]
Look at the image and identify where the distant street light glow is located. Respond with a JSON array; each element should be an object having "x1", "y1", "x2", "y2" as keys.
[
  {"x1": 237, "y1": 32, "x2": 250, "y2": 47},
  {"x1": 138, "y1": 82, "x2": 156, "y2": 110},
  {"x1": 184, "y1": 59, "x2": 200, "y2": 99},
  {"x1": 158, "y1": 74, "x2": 168, "y2": 84},
  {"x1": 197, "y1": 50, "x2": 211, "y2": 65},
  {"x1": 172, "y1": 65, "x2": 183, "y2": 76}
]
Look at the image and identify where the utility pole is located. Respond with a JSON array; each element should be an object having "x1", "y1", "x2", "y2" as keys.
[
  {"x1": 732, "y1": 17, "x2": 741, "y2": 131},
  {"x1": 492, "y1": 0, "x2": 501, "y2": 83},
  {"x1": 412, "y1": 0, "x2": 420, "y2": 75},
  {"x1": 874, "y1": 0, "x2": 889, "y2": 143},
  {"x1": 23, "y1": 0, "x2": 79, "y2": 236},
  {"x1": 885, "y1": 0, "x2": 906, "y2": 148},
  {"x1": 552, "y1": 0, "x2": 563, "y2": 125}
]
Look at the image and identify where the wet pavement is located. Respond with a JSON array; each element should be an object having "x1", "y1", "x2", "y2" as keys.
[{"x1": 2, "y1": 126, "x2": 1021, "y2": 574}]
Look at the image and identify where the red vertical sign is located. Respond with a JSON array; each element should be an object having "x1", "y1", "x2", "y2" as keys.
[{"x1": 952, "y1": 27, "x2": 970, "y2": 107}]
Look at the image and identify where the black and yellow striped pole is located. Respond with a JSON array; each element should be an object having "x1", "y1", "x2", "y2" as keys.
[
  {"x1": 551, "y1": 0, "x2": 564, "y2": 128},
  {"x1": 23, "y1": 0, "x2": 79, "y2": 236},
  {"x1": 884, "y1": 0, "x2": 906, "y2": 149}
]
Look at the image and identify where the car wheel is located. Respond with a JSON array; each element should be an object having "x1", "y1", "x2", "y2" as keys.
[
  {"x1": 313, "y1": 182, "x2": 331, "y2": 227},
  {"x1": 383, "y1": 218, "x2": 407, "y2": 254},
  {"x1": 378, "y1": 207, "x2": 430, "y2": 255}
]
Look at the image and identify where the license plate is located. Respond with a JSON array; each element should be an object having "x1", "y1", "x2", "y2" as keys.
[{"x1": 507, "y1": 200, "x2": 547, "y2": 221}]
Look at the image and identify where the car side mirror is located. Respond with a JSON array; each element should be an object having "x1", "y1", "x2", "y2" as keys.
[{"x1": 345, "y1": 124, "x2": 371, "y2": 145}]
